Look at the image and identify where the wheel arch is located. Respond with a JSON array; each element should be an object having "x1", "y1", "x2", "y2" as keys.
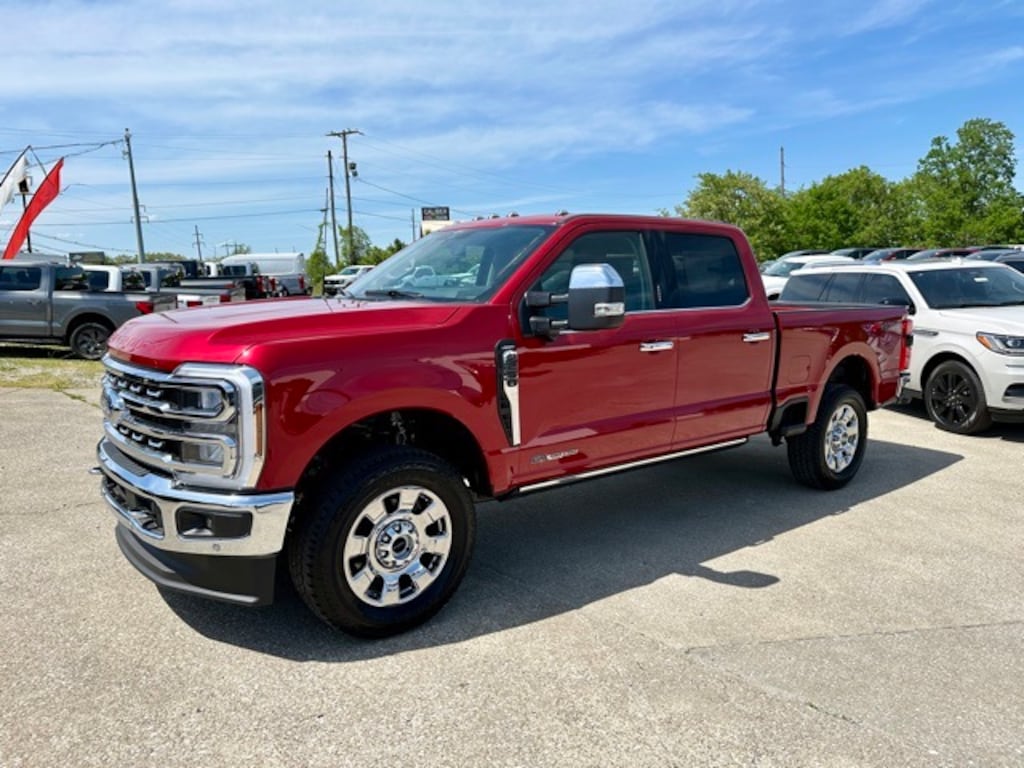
[
  {"x1": 64, "y1": 312, "x2": 115, "y2": 344},
  {"x1": 770, "y1": 353, "x2": 874, "y2": 442},
  {"x1": 919, "y1": 350, "x2": 979, "y2": 392},
  {"x1": 292, "y1": 406, "x2": 492, "y2": 523}
]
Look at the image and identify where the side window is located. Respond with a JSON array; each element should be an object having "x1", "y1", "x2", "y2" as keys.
[
  {"x1": 55, "y1": 266, "x2": 88, "y2": 291},
  {"x1": 781, "y1": 273, "x2": 831, "y2": 301},
  {"x1": 86, "y1": 271, "x2": 110, "y2": 290},
  {"x1": 821, "y1": 273, "x2": 863, "y2": 302},
  {"x1": 0, "y1": 267, "x2": 43, "y2": 291},
  {"x1": 860, "y1": 274, "x2": 911, "y2": 306},
  {"x1": 532, "y1": 231, "x2": 653, "y2": 314},
  {"x1": 663, "y1": 233, "x2": 749, "y2": 308}
]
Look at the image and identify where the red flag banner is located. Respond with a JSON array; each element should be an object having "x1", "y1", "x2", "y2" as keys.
[{"x1": 3, "y1": 157, "x2": 64, "y2": 260}]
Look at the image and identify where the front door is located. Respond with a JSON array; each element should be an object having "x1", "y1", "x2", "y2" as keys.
[
  {"x1": 513, "y1": 230, "x2": 678, "y2": 485},
  {"x1": 0, "y1": 265, "x2": 48, "y2": 337}
]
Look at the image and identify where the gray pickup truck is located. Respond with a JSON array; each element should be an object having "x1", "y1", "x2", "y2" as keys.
[{"x1": 0, "y1": 261, "x2": 176, "y2": 359}]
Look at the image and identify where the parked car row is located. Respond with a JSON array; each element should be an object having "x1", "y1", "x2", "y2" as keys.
[
  {"x1": 1, "y1": 252, "x2": 313, "y2": 359},
  {"x1": 0, "y1": 261, "x2": 176, "y2": 359},
  {"x1": 776, "y1": 259, "x2": 1024, "y2": 435}
]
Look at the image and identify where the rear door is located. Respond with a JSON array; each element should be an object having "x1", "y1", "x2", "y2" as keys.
[
  {"x1": 514, "y1": 229, "x2": 678, "y2": 482},
  {"x1": 0, "y1": 265, "x2": 50, "y2": 337},
  {"x1": 656, "y1": 231, "x2": 776, "y2": 446}
]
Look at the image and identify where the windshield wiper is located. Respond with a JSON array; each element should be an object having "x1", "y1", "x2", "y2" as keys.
[{"x1": 362, "y1": 288, "x2": 424, "y2": 299}]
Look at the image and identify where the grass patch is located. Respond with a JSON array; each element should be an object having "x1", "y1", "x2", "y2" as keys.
[{"x1": 0, "y1": 345, "x2": 104, "y2": 390}]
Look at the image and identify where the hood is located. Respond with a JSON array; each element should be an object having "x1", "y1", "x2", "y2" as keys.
[
  {"x1": 935, "y1": 305, "x2": 1024, "y2": 334},
  {"x1": 108, "y1": 297, "x2": 462, "y2": 371}
]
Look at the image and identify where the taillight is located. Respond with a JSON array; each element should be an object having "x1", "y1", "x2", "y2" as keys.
[
  {"x1": 186, "y1": 300, "x2": 202, "y2": 308},
  {"x1": 256, "y1": 276, "x2": 265, "y2": 294},
  {"x1": 135, "y1": 301, "x2": 155, "y2": 315},
  {"x1": 218, "y1": 292, "x2": 231, "y2": 303},
  {"x1": 298, "y1": 275, "x2": 306, "y2": 292},
  {"x1": 900, "y1": 317, "x2": 914, "y2": 371}
]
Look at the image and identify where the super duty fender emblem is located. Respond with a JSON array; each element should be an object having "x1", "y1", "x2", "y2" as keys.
[{"x1": 530, "y1": 449, "x2": 580, "y2": 464}]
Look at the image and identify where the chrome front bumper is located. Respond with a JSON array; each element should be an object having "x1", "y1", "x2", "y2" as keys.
[{"x1": 97, "y1": 439, "x2": 294, "y2": 558}]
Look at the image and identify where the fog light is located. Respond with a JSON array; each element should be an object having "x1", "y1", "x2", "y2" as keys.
[
  {"x1": 178, "y1": 509, "x2": 252, "y2": 538},
  {"x1": 182, "y1": 442, "x2": 225, "y2": 466}
]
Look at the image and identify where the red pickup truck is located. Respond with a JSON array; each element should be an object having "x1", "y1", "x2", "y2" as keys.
[{"x1": 96, "y1": 214, "x2": 911, "y2": 637}]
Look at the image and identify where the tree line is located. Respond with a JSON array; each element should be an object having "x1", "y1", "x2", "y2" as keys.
[{"x1": 670, "y1": 118, "x2": 1024, "y2": 260}]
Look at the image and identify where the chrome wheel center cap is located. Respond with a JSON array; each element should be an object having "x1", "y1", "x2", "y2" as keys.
[{"x1": 374, "y1": 519, "x2": 420, "y2": 569}]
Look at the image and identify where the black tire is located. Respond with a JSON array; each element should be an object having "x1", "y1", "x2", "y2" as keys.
[
  {"x1": 287, "y1": 447, "x2": 476, "y2": 637},
  {"x1": 787, "y1": 384, "x2": 868, "y2": 490},
  {"x1": 924, "y1": 360, "x2": 992, "y2": 435},
  {"x1": 69, "y1": 322, "x2": 111, "y2": 361}
]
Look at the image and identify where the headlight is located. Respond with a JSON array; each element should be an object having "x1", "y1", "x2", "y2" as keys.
[{"x1": 977, "y1": 332, "x2": 1024, "y2": 355}]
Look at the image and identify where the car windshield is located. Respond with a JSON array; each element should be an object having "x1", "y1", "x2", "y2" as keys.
[
  {"x1": 762, "y1": 260, "x2": 806, "y2": 277},
  {"x1": 909, "y1": 266, "x2": 1024, "y2": 309},
  {"x1": 348, "y1": 224, "x2": 554, "y2": 302}
]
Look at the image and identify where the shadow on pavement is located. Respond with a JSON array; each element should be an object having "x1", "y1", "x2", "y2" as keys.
[
  {"x1": 162, "y1": 434, "x2": 962, "y2": 660},
  {"x1": 885, "y1": 401, "x2": 1024, "y2": 443}
]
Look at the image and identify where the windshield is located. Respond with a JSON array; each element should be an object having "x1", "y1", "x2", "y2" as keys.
[
  {"x1": 763, "y1": 260, "x2": 806, "y2": 277},
  {"x1": 909, "y1": 266, "x2": 1024, "y2": 309},
  {"x1": 348, "y1": 224, "x2": 555, "y2": 302}
]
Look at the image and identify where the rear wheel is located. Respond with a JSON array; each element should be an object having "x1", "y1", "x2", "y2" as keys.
[
  {"x1": 288, "y1": 447, "x2": 476, "y2": 637},
  {"x1": 69, "y1": 322, "x2": 111, "y2": 360},
  {"x1": 787, "y1": 384, "x2": 867, "y2": 489},
  {"x1": 924, "y1": 361, "x2": 992, "y2": 434}
]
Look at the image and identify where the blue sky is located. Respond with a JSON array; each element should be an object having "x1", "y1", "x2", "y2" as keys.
[{"x1": 2, "y1": 0, "x2": 1023, "y2": 262}]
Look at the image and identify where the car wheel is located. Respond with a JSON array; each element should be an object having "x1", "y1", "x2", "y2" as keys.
[
  {"x1": 69, "y1": 322, "x2": 111, "y2": 361},
  {"x1": 787, "y1": 384, "x2": 867, "y2": 490},
  {"x1": 287, "y1": 447, "x2": 476, "y2": 637},
  {"x1": 924, "y1": 360, "x2": 992, "y2": 435}
]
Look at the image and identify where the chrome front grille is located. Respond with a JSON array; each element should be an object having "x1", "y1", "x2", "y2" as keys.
[{"x1": 101, "y1": 357, "x2": 266, "y2": 490}]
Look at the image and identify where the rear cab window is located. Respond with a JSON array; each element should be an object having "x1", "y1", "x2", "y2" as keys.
[{"x1": 662, "y1": 232, "x2": 750, "y2": 308}]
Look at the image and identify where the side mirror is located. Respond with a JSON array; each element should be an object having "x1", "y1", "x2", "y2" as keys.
[
  {"x1": 567, "y1": 263, "x2": 626, "y2": 330},
  {"x1": 527, "y1": 263, "x2": 626, "y2": 338}
]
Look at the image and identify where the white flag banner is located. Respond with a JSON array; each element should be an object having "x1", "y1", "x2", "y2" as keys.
[{"x1": 0, "y1": 151, "x2": 30, "y2": 219}]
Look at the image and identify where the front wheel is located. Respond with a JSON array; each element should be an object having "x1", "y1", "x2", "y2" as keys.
[
  {"x1": 287, "y1": 447, "x2": 476, "y2": 637},
  {"x1": 787, "y1": 384, "x2": 867, "y2": 490},
  {"x1": 924, "y1": 360, "x2": 992, "y2": 435},
  {"x1": 69, "y1": 322, "x2": 111, "y2": 360}
]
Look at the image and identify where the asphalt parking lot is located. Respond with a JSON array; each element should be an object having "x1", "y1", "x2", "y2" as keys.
[{"x1": 1, "y1": 386, "x2": 1022, "y2": 767}]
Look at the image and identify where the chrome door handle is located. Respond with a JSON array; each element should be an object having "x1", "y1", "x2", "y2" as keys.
[
  {"x1": 640, "y1": 341, "x2": 674, "y2": 353},
  {"x1": 743, "y1": 332, "x2": 771, "y2": 343}
]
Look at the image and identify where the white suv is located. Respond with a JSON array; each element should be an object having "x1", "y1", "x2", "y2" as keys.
[
  {"x1": 781, "y1": 260, "x2": 1024, "y2": 434},
  {"x1": 323, "y1": 264, "x2": 374, "y2": 296}
]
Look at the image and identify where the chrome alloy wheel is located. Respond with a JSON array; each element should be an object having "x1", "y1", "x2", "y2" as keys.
[
  {"x1": 342, "y1": 486, "x2": 452, "y2": 607},
  {"x1": 824, "y1": 403, "x2": 860, "y2": 473}
]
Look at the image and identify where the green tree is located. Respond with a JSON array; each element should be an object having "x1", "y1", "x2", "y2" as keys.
[
  {"x1": 143, "y1": 251, "x2": 189, "y2": 262},
  {"x1": 784, "y1": 167, "x2": 917, "y2": 249},
  {"x1": 364, "y1": 237, "x2": 407, "y2": 265},
  {"x1": 339, "y1": 226, "x2": 372, "y2": 265},
  {"x1": 671, "y1": 171, "x2": 788, "y2": 260},
  {"x1": 306, "y1": 221, "x2": 332, "y2": 295},
  {"x1": 910, "y1": 118, "x2": 1024, "y2": 244}
]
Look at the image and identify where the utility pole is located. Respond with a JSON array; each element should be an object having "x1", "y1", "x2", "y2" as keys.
[
  {"x1": 327, "y1": 129, "x2": 362, "y2": 263},
  {"x1": 779, "y1": 146, "x2": 786, "y2": 196},
  {"x1": 124, "y1": 128, "x2": 146, "y2": 263},
  {"x1": 327, "y1": 151, "x2": 341, "y2": 268},
  {"x1": 193, "y1": 225, "x2": 204, "y2": 262}
]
